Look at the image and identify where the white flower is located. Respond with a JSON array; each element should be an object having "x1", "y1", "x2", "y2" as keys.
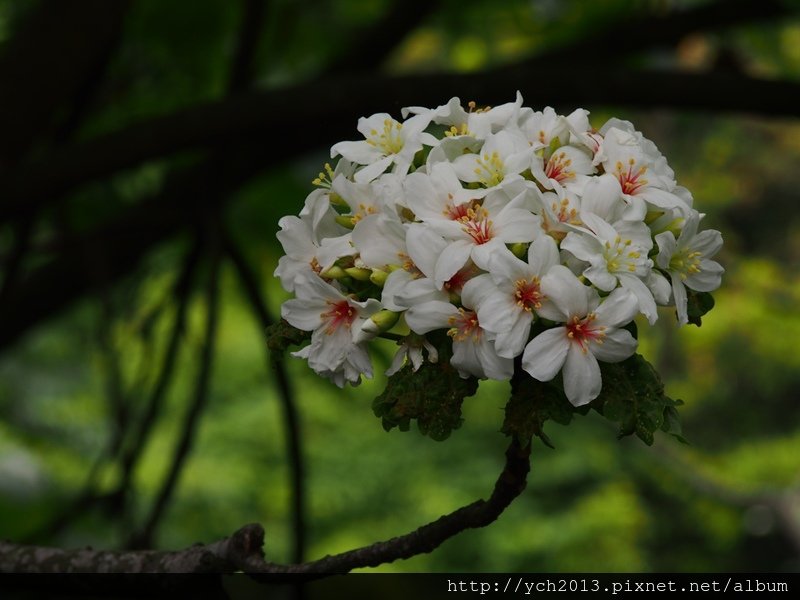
[
  {"x1": 521, "y1": 266, "x2": 639, "y2": 406},
  {"x1": 466, "y1": 236, "x2": 560, "y2": 358},
  {"x1": 655, "y1": 211, "x2": 724, "y2": 325},
  {"x1": 385, "y1": 334, "x2": 439, "y2": 376},
  {"x1": 403, "y1": 93, "x2": 523, "y2": 141},
  {"x1": 518, "y1": 106, "x2": 571, "y2": 152},
  {"x1": 281, "y1": 274, "x2": 381, "y2": 386},
  {"x1": 404, "y1": 282, "x2": 513, "y2": 380},
  {"x1": 598, "y1": 127, "x2": 692, "y2": 220},
  {"x1": 530, "y1": 144, "x2": 595, "y2": 194},
  {"x1": 561, "y1": 212, "x2": 658, "y2": 324},
  {"x1": 273, "y1": 191, "x2": 353, "y2": 292},
  {"x1": 331, "y1": 113, "x2": 435, "y2": 183},
  {"x1": 403, "y1": 161, "x2": 485, "y2": 221},
  {"x1": 422, "y1": 183, "x2": 543, "y2": 287},
  {"x1": 351, "y1": 212, "x2": 408, "y2": 271},
  {"x1": 452, "y1": 129, "x2": 532, "y2": 189}
]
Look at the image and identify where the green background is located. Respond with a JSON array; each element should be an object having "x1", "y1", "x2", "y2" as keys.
[{"x1": 0, "y1": 0, "x2": 798, "y2": 572}]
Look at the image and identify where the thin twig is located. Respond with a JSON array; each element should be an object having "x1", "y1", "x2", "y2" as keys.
[
  {"x1": 227, "y1": 0, "x2": 267, "y2": 93},
  {"x1": 115, "y1": 237, "x2": 203, "y2": 502},
  {"x1": 221, "y1": 230, "x2": 306, "y2": 564},
  {"x1": 127, "y1": 233, "x2": 222, "y2": 549}
]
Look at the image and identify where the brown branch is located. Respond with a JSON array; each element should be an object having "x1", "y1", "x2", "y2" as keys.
[
  {"x1": 0, "y1": 0, "x2": 130, "y2": 167},
  {"x1": 529, "y1": 0, "x2": 793, "y2": 67},
  {"x1": 0, "y1": 215, "x2": 33, "y2": 303},
  {"x1": 0, "y1": 524, "x2": 262, "y2": 574},
  {"x1": 0, "y1": 142, "x2": 253, "y2": 353},
  {"x1": 222, "y1": 230, "x2": 307, "y2": 563},
  {"x1": 228, "y1": 0, "x2": 268, "y2": 93},
  {"x1": 326, "y1": 0, "x2": 442, "y2": 75},
  {"x1": 0, "y1": 437, "x2": 531, "y2": 574},
  {"x1": 3, "y1": 65, "x2": 800, "y2": 224}
]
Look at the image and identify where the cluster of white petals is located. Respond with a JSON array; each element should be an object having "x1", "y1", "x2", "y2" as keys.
[{"x1": 275, "y1": 93, "x2": 724, "y2": 406}]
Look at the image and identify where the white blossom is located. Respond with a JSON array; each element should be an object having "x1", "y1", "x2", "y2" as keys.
[{"x1": 274, "y1": 93, "x2": 723, "y2": 398}]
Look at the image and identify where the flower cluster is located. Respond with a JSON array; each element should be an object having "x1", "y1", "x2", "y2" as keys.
[{"x1": 275, "y1": 93, "x2": 723, "y2": 406}]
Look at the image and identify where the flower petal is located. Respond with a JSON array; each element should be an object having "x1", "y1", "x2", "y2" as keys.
[
  {"x1": 405, "y1": 300, "x2": 459, "y2": 334},
  {"x1": 522, "y1": 327, "x2": 569, "y2": 381},
  {"x1": 591, "y1": 328, "x2": 637, "y2": 363},
  {"x1": 563, "y1": 343, "x2": 601, "y2": 406}
]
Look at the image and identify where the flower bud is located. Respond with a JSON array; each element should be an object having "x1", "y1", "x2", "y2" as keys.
[
  {"x1": 370, "y1": 268, "x2": 388, "y2": 286},
  {"x1": 321, "y1": 265, "x2": 347, "y2": 279},
  {"x1": 344, "y1": 267, "x2": 372, "y2": 281},
  {"x1": 353, "y1": 309, "x2": 401, "y2": 343},
  {"x1": 509, "y1": 243, "x2": 528, "y2": 259},
  {"x1": 371, "y1": 309, "x2": 401, "y2": 331},
  {"x1": 334, "y1": 215, "x2": 356, "y2": 229},
  {"x1": 328, "y1": 191, "x2": 347, "y2": 207}
]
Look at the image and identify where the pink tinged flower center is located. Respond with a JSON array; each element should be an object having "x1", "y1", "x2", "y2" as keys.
[
  {"x1": 615, "y1": 158, "x2": 648, "y2": 196},
  {"x1": 551, "y1": 197, "x2": 580, "y2": 225},
  {"x1": 444, "y1": 264, "x2": 477, "y2": 293},
  {"x1": 322, "y1": 300, "x2": 357, "y2": 334},
  {"x1": 545, "y1": 151, "x2": 575, "y2": 183},
  {"x1": 565, "y1": 313, "x2": 606, "y2": 354},
  {"x1": 457, "y1": 204, "x2": 494, "y2": 245},
  {"x1": 447, "y1": 308, "x2": 481, "y2": 343},
  {"x1": 445, "y1": 197, "x2": 471, "y2": 221},
  {"x1": 514, "y1": 277, "x2": 543, "y2": 311}
]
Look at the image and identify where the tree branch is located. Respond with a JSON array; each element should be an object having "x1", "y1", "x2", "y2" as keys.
[
  {"x1": 0, "y1": 438, "x2": 531, "y2": 574},
  {"x1": 116, "y1": 237, "x2": 203, "y2": 501},
  {"x1": 3, "y1": 65, "x2": 799, "y2": 224},
  {"x1": 528, "y1": 0, "x2": 792, "y2": 67},
  {"x1": 222, "y1": 230, "x2": 307, "y2": 563},
  {"x1": 227, "y1": 0, "x2": 268, "y2": 93},
  {"x1": 0, "y1": 0, "x2": 130, "y2": 167},
  {"x1": 326, "y1": 0, "x2": 442, "y2": 75},
  {"x1": 127, "y1": 230, "x2": 222, "y2": 549}
]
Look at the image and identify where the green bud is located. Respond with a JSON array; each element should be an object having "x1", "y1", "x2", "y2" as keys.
[
  {"x1": 344, "y1": 267, "x2": 372, "y2": 281},
  {"x1": 665, "y1": 217, "x2": 685, "y2": 237},
  {"x1": 509, "y1": 243, "x2": 528, "y2": 259},
  {"x1": 548, "y1": 135, "x2": 562, "y2": 155},
  {"x1": 334, "y1": 215, "x2": 355, "y2": 229},
  {"x1": 328, "y1": 191, "x2": 347, "y2": 206},
  {"x1": 644, "y1": 210, "x2": 664, "y2": 225},
  {"x1": 321, "y1": 265, "x2": 347, "y2": 279},
  {"x1": 370, "y1": 309, "x2": 401, "y2": 332},
  {"x1": 370, "y1": 269, "x2": 389, "y2": 286}
]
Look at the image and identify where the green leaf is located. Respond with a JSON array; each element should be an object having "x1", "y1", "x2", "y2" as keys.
[
  {"x1": 265, "y1": 319, "x2": 310, "y2": 354},
  {"x1": 593, "y1": 353, "x2": 684, "y2": 446},
  {"x1": 372, "y1": 332, "x2": 478, "y2": 441},
  {"x1": 660, "y1": 400, "x2": 689, "y2": 445},
  {"x1": 686, "y1": 290, "x2": 715, "y2": 326},
  {"x1": 502, "y1": 370, "x2": 580, "y2": 448}
]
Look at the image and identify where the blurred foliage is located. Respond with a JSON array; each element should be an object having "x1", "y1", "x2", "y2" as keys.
[{"x1": 1, "y1": 0, "x2": 799, "y2": 575}]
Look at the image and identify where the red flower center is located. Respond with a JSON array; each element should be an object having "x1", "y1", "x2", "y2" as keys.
[
  {"x1": 565, "y1": 314, "x2": 605, "y2": 353},
  {"x1": 514, "y1": 277, "x2": 543, "y2": 311},
  {"x1": 322, "y1": 300, "x2": 356, "y2": 334}
]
